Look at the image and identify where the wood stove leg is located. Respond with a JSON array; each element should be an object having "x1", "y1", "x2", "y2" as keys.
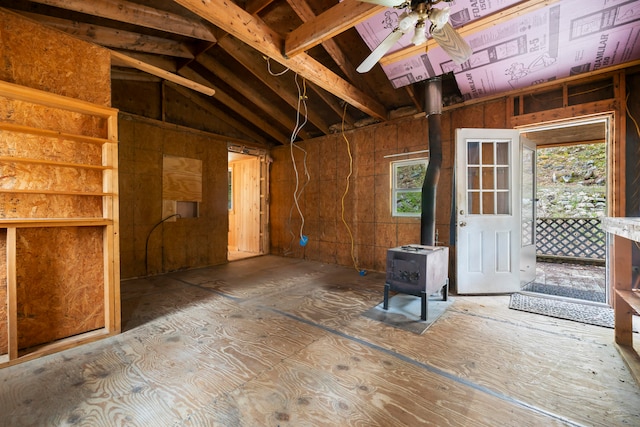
[
  {"x1": 383, "y1": 283, "x2": 390, "y2": 310},
  {"x1": 421, "y1": 290, "x2": 427, "y2": 321}
]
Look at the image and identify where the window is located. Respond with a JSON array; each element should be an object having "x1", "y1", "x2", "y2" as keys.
[{"x1": 391, "y1": 158, "x2": 428, "y2": 217}]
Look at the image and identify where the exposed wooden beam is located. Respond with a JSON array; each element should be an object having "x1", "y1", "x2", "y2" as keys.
[
  {"x1": 20, "y1": 12, "x2": 194, "y2": 58},
  {"x1": 245, "y1": 0, "x2": 276, "y2": 15},
  {"x1": 179, "y1": 67, "x2": 291, "y2": 144},
  {"x1": 379, "y1": 0, "x2": 559, "y2": 67},
  {"x1": 285, "y1": 0, "x2": 365, "y2": 124},
  {"x1": 284, "y1": 1, "x2": 383, "y2": 58},
  {"x1": 172, "y1": 0, "x2": 387, "y2": 121},
  {"x1": 217, "y1": 37, "x2": 332, "y2": 135},
  {"x1": 197, "y1": 54, "x2": 312, "y2": 140},
  {"x1": 28, "y1": 0, "x2": 217, "y2": 41},
  {"x1": 168, "y1": 83, "x2": 270, "y2": 146},
  {"x1": 110, "y1": 50, "x2": 215, "y2": 96}
]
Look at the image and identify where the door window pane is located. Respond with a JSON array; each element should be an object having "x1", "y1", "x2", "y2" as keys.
[
  {"x1": 482, "y1": 192, "x2": 495, "y2": 214},
  {"x1": 496, "y1": 142, "x2": 509, "y2": 164},
  {"x1": 482, "y1": 167, "x2": 494, "y2": 189},
  {"x1": 482, "y1": 142, "x2": 494, "y2": 165},
  {"x1": 465, "y1": 139, "x2": 511, "y2": 216},
  {"x1": 468, "y1": 141, "x2": 480, "y2": 164},
  {"x1": 496, "y1": 166, "x2": 509, "y2": 189},
  {"x1": 468, "y1": 167, "x2": 480, "y2": 189},
  {"x1": 468, "y1": 192, "x2": 480, "y2": 214}
]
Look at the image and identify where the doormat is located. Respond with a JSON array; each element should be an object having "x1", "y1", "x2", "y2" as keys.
[
  {"x1": 509, "y1": 292, "x2": 613, "y2": 328},
  {"x1": 362, "y1": 293, "x2": 453, "y2": 335},
  {"x1": 521, "y1": 282, "x2": 605, "y2": 303}
]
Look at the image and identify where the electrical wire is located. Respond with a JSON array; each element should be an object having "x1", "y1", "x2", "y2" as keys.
[
  {"x1": 145, "y1": 213, "x2": 181, "y2": 276},
  {"x1": 626, "y1": 92, "x2": 640, "y2": 139},
  {"x1": 288, "y1": 74, "x2": 310, "y2": 248},
  {"x1": 265, "y1": 57, "x2": 290, "y2": 76},
  {"x1": 339, "y1": 103, "x2": 364, "y2": 275}
]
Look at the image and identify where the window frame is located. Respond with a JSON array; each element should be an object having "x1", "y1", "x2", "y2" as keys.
[{"x1": 391, "y1": 157, "x2": 429, "y2": 218}]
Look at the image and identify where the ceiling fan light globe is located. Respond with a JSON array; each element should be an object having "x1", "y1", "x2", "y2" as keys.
[
  {"x1": 398, "y1": 11, "x2": 419, "y2": 32},
  {"x1": 412, "y1": 22, "x2": 427, "y2": 46},
  {"x1": 428, "y1": 6, "x2": 450, "y2": 31}
]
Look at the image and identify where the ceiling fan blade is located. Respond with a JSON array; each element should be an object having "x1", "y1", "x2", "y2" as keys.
[
  {"x1": 357, "y1": 0, "x2": 407, "y2": 7},
  {"x1": 356, "y1": 29, "x2": 405, "y2": 73},
  {"x1": 430, "y1": 22, "x2": 472, "y2": 65}
]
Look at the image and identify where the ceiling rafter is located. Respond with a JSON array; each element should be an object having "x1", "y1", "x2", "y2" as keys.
[
  {"x1": 283, "y1": 1, "x2": 383, "y2": 58},
  {"x1": 27, "y1": 0, "x2": 217, "y2": 41},
  {"x1": 197, "y1": 54, "x2": 313, "y2": 140},
  {"x1": 246, "y1": 0, "x2": 276, "y2": 15},
  {"x1": 20, "y1": 12, "x2": 194, "y2": 58},
  {"x1": 111, "y1": 50, "x2": 215, "y2": 96},
  {"x1": 217, "y1": 36, "x2": 332, "y2": 135},
  {"x1": 179, "y1": 67, "x2": 291, "y2": 144},
  {"x1": 171, "y1": 0, "x2": 388, "y2": 121},
  {"x1": 285, "y1": 0, "x2": 370, "y2": 125},
  {"x1": 169, "y1": 83, "x2": 271, "y2": 145}
]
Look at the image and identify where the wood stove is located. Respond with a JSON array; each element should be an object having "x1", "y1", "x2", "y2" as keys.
[{"x1": 384, "y1": 245, "x2": 449, "y2": 321}]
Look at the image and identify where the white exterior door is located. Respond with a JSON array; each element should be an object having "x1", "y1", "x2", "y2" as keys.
[{"x1": 456, "y1": 128, "x2": 532, "y2": 294}]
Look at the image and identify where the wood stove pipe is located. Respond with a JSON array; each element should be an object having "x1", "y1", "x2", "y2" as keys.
[{"x1": 421, "y1": 76, "x2": 442, "y2": 246}]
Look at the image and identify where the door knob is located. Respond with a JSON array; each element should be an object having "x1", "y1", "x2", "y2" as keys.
[{"x1": 459, "y1": 221, "x2": 467, "y2": 227}]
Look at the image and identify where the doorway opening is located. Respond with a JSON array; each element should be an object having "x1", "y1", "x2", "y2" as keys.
[
  {"x1": 519, "y1": 116, "x2": 610, "y2": 304},
  {"x1": 228, "y1": 145, "x2": 269, "y2": 262}
]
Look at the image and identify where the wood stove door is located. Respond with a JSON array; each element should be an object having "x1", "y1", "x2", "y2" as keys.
[{"x1": 455, "y1": 128, "x2": 527, "y2": 294}]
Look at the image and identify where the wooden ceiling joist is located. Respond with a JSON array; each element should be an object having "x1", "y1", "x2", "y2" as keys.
[
  {"x1": 179, "y1": 67, "x2": 291, "y2": 144},
  {"x1": 246, "y1": 0, "x2": 276, "y2": 15},
  {"x1": 283, "y1": 1, "x2": 383, "y2": 58},
  {"x1": 28, "y1": 0, "x2": 217, "y2": 41},
  {"x1": 110, "y1": 50, "x2": 215, "y2": 96},
  {"x1": 169, "y1": 83, "x2": 270, "y2": 146},
  {"x1": 197, "y1": 54, "x2": 312, "y2": 140},
  {"x1": 21, "y1": 12, "x2": 194, "y2": 58},
  {"x1": 285, "y1": 0, "x2": 372, "y2": 122},
  {"x1": 172, "y1": 0, "x2": 388, "y2": 121},
  {"x1": 217, "y1": 36, "x2": 332, "y2": 135}
]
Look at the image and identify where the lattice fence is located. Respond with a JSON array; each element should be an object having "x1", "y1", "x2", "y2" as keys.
[{"x1": 536, "y1": 218, "x2": 606, "y2": 260}]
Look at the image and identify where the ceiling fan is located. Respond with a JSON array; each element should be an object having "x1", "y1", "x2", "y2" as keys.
[{"x1": 356, "y1": 0, "x2": 472, "y2": 73}]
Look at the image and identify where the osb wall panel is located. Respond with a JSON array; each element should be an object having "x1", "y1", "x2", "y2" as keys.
[
  {"x1": 0, "y1": 98, "x2": 108, "y2": 137},
  {"x1": 0, "y1": 9, "x2": 111, "y2": 106},
  {"x1": 0, "y1": 163, "x2": 102, "y2": 193},
  {"x1": 16, "y1": 227, "x2": 104, "y2": 350},
  {"x1": 271, "y1": 115, "x2": 437, "y2": 273},
  {"x1": 0, "y1": 229, "x2": 6, "y2": 355},
  {"x1": 0, "y1": 194, "x2": 102, "y2": 219},
  {"x1": 118, "y1": 115, "x2": 228, "y2": 279},
  {"x1": 0, "y1": 132, "x2": 103, "y2": 165},
  {"x1": 270, "y1": 101, "x2": 508, "y2": 274}
]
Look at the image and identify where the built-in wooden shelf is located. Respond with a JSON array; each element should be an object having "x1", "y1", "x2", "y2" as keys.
[
  {"x1": 0, "y1": 189, "x2": 111, "y2": 197},
  {"x1": 616, "y1": 289, "x2": 640, "y2": 315},
  {"x1": 602, "y1": 217, "x2": 640, "y2": 386},
  {"x1": 0, "y1": 156, "x2": 110, "y2": 170},
  {"x1": 0, "y1": 79, "x2": 120, "y2": 369},
  {"x1": 0, "y1": 122, "x2": 112, "y2": 146},
  {"x1": 0, "y1": 218, "x2": 112, "y2": 228}
]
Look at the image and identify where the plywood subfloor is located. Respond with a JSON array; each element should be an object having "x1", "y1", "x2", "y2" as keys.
[{"x1": 1, "y1": 256, "x2": 639, "y2": 426}]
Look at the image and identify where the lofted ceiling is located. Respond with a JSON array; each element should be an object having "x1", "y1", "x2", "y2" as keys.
[{"x1": 1, "y1": 0, "x2": 639, "y2": 148}]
